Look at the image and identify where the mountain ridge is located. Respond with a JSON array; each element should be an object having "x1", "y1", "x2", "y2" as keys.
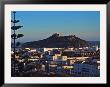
[{"x1": 22, "y1": 33, "x2": 90, "y2": 48}]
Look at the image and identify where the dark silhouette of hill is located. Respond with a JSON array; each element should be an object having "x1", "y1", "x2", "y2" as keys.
[{"x1": 22, "y1": 33, "x2": 89, "y2": 48}]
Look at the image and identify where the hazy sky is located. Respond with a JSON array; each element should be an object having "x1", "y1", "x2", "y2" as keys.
[{"x1": 11, "y1": 11, "x2": 100, "y2": 43}]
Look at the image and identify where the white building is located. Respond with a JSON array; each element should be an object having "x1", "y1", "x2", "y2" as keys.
[
  {"x1": 29, "y1": 49, "x2": 36, "y2": 52},
  {"x1": 37, "y1": 48, "x2": 62, "y2": 52},
  {"x1": 52, "y1": 55, "x2": 67, "y2": 61},
  {"x1": 92, "y1": 45, "x2": 99, "y2": 51},
  {"x1": 87, "y1": 45, "x2": 99, "y2": 52},
  {"x1": 72, "y1": 62, "x2": 100, "y2": 77}
]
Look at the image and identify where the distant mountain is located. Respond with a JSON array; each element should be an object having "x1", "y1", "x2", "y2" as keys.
[
  {"x1": 88, "y1": 41, "x2": 100, "y2": 47},
  {"x1": 22, "y1": 33, "x2": 90, "y2": 48}
]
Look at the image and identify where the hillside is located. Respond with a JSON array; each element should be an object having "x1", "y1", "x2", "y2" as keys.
[{"x1": 22, "y1": 33, "x2": 89, "y2": 48}]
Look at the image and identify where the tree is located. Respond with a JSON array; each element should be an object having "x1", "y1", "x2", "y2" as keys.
[
  {"x1": 11, "y1": 11, "x2": 24, "y2": 76},
  {"x1": 16, "y1": 42, "x2": 21, "y2": 47}
]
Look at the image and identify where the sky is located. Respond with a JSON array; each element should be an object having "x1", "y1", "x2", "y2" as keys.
[{"x1": 11, "y1": 11, "x2": 100, "y2": 43}]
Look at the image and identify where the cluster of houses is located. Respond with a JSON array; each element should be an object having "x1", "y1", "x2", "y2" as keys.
[{"x1": 11, "y1": 46, "x2": 100, "y2": 77}]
